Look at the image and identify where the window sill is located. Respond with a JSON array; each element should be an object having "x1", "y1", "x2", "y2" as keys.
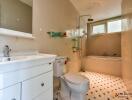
[{"x1": 90, "y1": 32, "x2": 121, "y2": 37}]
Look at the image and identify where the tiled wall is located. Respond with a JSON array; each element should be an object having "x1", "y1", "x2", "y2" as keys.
[
  {"x1": 82, "y1": 56, "x2": 122, "y2": 77},
  {"x1": 0, "y1": 35, "x2": 37, "y2": 55},
  {"x1": 87, "y1": 33, "x2": 121, "y2": 57},
  {"x1": 122, "y1": 0, "x2": 132, "y2": 93},
  {"x1": 33, "y1": 0, "x2": 80, "y2": 73}
]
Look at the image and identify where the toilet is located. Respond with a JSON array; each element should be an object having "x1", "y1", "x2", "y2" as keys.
[{"x1": 53, "y1": 57, "x2": 89, "y2": 100}]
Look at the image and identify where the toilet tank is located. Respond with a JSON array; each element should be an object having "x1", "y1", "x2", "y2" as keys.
[{"x1": 53, "y1": 57, "x2": 66, "y2": 77}]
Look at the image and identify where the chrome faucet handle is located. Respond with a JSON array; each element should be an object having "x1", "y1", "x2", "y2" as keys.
[
  {"x1": 5, "y1": 45, "x2": 11, "y2": 51},
  {"x1": 3, "y1": 45, "x2": 11, "y2": 57}
]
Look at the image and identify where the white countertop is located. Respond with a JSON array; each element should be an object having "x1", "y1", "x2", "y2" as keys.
[{"x1": 0, "y1": 53, "x2": 57, "y2": 74}]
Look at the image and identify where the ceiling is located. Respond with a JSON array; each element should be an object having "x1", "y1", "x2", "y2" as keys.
[
  {"x1": 69, "y1": 0, "x2": 122, "y2": 21},
  {"x1": 19, "y1": 0, "x2": 32, "y2": 7}
]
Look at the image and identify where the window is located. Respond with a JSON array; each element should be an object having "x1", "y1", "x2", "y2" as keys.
[
  {"x1": 107, "y1": 19, "x2": 122, "y2": 33},
  {"x1": 92, "y1": 24, "x2": 105, "y2": 34},
  {"x1": 90, "y1": 17, "x2": 122, "y2": 35}
]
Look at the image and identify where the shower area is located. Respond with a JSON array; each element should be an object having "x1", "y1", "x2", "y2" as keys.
[
  {"x1": 76, "y1": 15, "x2": 122, "y2": 76},
  {"x1": 75, "y1": 0, "x2": 132, "y2": 99}
]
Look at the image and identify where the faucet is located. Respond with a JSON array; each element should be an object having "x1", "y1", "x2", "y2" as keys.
[{"x1": 3, "y1": 45, "x2": 11, "y2": 57}]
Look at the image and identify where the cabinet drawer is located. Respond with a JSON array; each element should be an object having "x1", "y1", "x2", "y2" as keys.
[
  {"x1": 0, "y1": 63, "x2": 52, "y2": 89},
  {"x1": 22, "y1": 71, "x2": 53, "y2": 100},
  {"x1": 33, "y1": 88, "x2": 53, "y2": 100},
  {"x1": 0, "y1": 83, "x2": 21, "y2": 100}
]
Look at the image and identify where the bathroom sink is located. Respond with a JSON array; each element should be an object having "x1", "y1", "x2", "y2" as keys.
[
  {"x1": 0, "y1": 56, "x2": 28, "y2": 62},
  {"x1": 0, "y1": 54, "x2": 56, "y2": 63}
]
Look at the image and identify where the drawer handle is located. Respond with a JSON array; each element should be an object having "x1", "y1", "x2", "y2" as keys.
[
  {"x1": 11, "y1": 98, "x2": 16, "y2": 100},
  {"x1": 41, "y1": 83, "x2": 45, "y2": 87}
]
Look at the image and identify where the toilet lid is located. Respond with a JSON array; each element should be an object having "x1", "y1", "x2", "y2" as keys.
[{"x1": 64, "y1": 73, "x2": 89, "y2": 85}]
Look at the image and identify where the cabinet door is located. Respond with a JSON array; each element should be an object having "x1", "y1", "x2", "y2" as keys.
[
  {"x1": 0, "y1": 83, "x2": 21, "y2": 100},
  {"x1": 33, "y1": 88, "x2": 53, "y2": 100},
  {"x1": 22, "y1": 71, "x2": 53, "y2": 100}
]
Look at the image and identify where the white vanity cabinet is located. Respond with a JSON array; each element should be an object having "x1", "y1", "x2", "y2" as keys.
[
  {"x1": 0, "y1": 83, "x2": 21, "y2": 100},
  {"x1": 0, "y1": 54, "x2": 56, "y2": 100}
]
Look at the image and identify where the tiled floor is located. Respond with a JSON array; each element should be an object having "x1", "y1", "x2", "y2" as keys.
[{"x1": 81, "y1": 71, "x2": 132, "y2": 100}]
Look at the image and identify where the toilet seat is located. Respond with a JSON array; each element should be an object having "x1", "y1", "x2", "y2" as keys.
[
  {"x1": 64, "y1": 73, "x2": 88, "y2": 84},
  {"x1": 64, "y1": 73, "x2": 89, "y2": 93}
]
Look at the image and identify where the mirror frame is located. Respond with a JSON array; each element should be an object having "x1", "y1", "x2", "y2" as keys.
[
  {"x1": 0, "y1": 0, "x2": 34, "y2": 39},
  {"x1": 0, "y1": 28, "x2": 35, "y2": 39}
]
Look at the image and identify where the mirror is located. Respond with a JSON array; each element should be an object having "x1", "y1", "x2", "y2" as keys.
[{"x1": 0, "y1": 0, "x2": 32, "y2": 34}]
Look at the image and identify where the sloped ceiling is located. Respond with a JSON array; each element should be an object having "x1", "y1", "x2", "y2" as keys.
[
  {"x1": 19, "y1": 0, "x2": 32, "y2": 7},
  {"x1": 70, "y1": 0, "x2": 122, "y2": 21}
]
